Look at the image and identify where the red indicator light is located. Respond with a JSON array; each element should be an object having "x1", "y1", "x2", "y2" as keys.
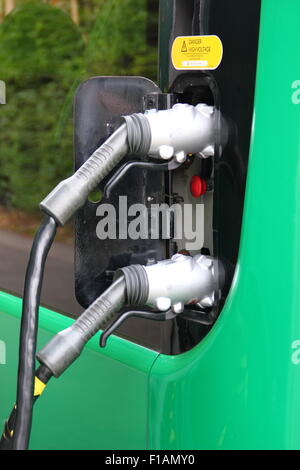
[{"x1": 190, "y1": 175, "x2": 207, "y2": 198}]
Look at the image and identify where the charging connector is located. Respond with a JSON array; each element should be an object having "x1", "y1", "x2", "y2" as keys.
[
  {"x1": 40, "y1": 103, "x2": 223, "y2": 226},
  {"x1": 37, "y1": 254, "x2": 223, "y2": 377}
]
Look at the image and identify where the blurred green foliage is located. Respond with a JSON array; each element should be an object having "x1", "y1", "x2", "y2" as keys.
[
  {"x1": 0, "y1": 0, "x2": 158, "y2": 211},
  {"x1": 86, "y1": 0, "x2": 157, "y2": 80},
  {"x1": 0, "y1": 2, "x2": 84, "y2": 87},
  {"x1": 0, "y1": 83, "x2": 77, "y2": 210}
]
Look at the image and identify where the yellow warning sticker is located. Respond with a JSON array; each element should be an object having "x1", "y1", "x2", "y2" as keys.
[{"x1": 171, "y1": 35, "x2": 223, "y2": 71}]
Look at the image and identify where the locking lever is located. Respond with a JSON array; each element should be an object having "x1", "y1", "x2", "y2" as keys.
[
  {"x1": 104, "y1": 158, "x2": 181, "y2": 198},
  {"x1": 99, "y1": 307, "x2": 179, "y2": 347}
]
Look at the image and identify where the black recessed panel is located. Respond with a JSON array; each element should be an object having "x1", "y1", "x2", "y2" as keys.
[{"x1": 74, "y1": 77, "x2": 166, "y2": 310}]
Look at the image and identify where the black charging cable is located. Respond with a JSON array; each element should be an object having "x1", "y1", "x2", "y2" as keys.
[
  {"x1": 2, "y1": 216, "x2": 57, "y2": 450},
  {"x1": 0, "y1": 365, "x2": 53, "y2": 450}
]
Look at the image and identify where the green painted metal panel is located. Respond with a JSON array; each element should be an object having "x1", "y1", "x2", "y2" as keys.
[
  {"x1": 0, "y1": 292, "x2": 159, "y2": 449},
  {"x1": 148, "y1": 0, "x2": 300, "y2": 450}
]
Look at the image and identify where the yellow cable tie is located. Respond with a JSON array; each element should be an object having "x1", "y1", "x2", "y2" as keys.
[{"x1": 34, "y1": 376, "x2": 46, "y2": 397}]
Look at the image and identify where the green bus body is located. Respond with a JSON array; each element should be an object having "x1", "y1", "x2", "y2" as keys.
[{"x1": 1, "y1": 0, "x2": 300, "y2": 449}]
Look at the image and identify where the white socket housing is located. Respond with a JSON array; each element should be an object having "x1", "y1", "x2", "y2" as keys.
[{"x1": 145, "y1": 103, "x2": 220, "y2": 160}]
